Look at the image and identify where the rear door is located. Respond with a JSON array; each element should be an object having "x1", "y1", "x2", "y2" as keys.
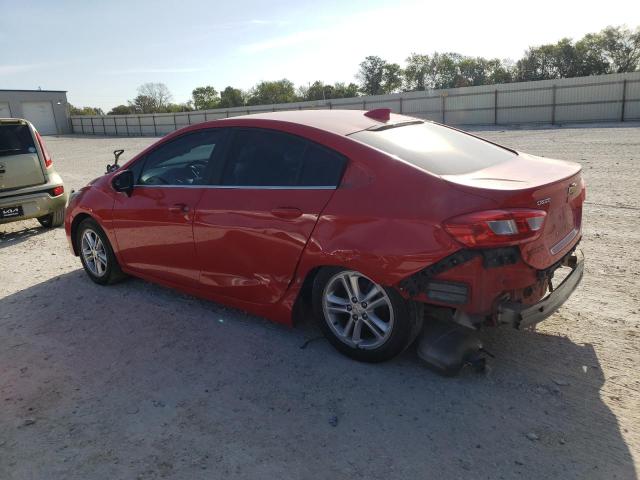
[
  {"x1": 193, "y1": 128, "x2": 346, "y2": 304},
  {"x1": 0, "y1": 120, "x2": 45, "y2": 191},
  {"x1": 112, "y1": 128, "x2": 228, "y2": 287}
]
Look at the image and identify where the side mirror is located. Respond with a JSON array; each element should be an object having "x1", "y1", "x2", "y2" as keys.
[
  {"x1": 112, "y1": 170, "x2": 134, "y2": 196},
  {"x1": 106, "y1": 149, "x2": 125, "y2": 173}
]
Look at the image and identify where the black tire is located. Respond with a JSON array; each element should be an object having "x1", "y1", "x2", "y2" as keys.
[
  {"x1": 76, "y1": 218, "x2": 127, "y2": 285},
  {"x1": 312, "y1": 267, "x2": 423, "y2": 363},
  {"x1": 37, "y1": 207, "x2": 65, "y2": 228}
]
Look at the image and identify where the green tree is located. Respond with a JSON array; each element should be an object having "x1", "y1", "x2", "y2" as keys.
[
  {"x1": 597, "y1": 25, "x2": 640, "y2": 72},
  {"x1": 165, "y1": 102, "x2": 194, "y2": 113},
  {"x1": 429, "y1": 53, "x2": 463, "y2": 88},
  {"x1": 107, "y1": 105, "x2": 133, "y2": 115},
  {"x1": 127, "y1": 83, "x2": 172, "y2": 113},
  {"x1": 247, "y1": 79, "x2": 297, "y2": 106},
  {"x1": 357, "y1": 56, "x2": 387, "y2": 95},
  {"x1": 357, "y1": 56, "x2": 405, "y2": 95},
  {"x1": 128, "y1": 95, "x2": 157, "y2": 114},
  {"x1": 516, "y1": 44, "x2": 562, "y2": 81},
  {"x1": 456, "y1": 57, "x2": 513, "y2": 87},
  {"x1": 219, "y1": 86, "x2": 245, "y2": 108},
  {"x1": 514, "y1": 28, "x2": 639, "y2": 81},
  {"x1": 486, "y1": 59, "x2": 515, "y2": 84},
  {"x1": 69, "y1": 104, "x2": 104, "y2": 115},
  {"x1": 331, "y1": 82, "x2": 359, "y2": 98},
  {"x1": 300, "y1": 81, "x2": 330, "y2": 101},
  {"x1": 192, "y1": 86, "x2": 219, "y2": 110},
  {"x1": 382, "y1": 63, "x2": 403, "y2": 93},
  {"x1": 575, "y1": 33, "x2": 610, "y2": 76},
  {"x1": 404, "y1": 53, "x2": 432, "y2": 90},
  {"x1": 299, "y1": 81, "x2": 360, "y2": 101}
]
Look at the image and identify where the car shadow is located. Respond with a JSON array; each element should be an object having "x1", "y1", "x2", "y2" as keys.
[
  {"x1": 0, "y1": 221, "x2": 53, "y2": 250},
  {"x1": 0, "y1": 271, "x2": 636, "y2": 479}
]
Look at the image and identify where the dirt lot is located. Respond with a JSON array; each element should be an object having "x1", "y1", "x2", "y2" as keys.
[{"x1": 1, "y1": 124, "x2": 638, "y2": 479}]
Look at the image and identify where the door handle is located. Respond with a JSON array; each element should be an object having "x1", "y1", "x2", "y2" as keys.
[
  {"x1": 271, "y1": 207, "x2": 303, "y2": 219},
  {"x1": 169, "y1": 203, "x2": 190, "y2": 213}
]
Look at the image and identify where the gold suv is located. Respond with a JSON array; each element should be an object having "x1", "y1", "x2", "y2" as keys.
[{"x1": 0, "y1": 118, "x2": 67, "y2": 227}]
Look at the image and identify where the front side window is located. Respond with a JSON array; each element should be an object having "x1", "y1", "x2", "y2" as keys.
[
  {"x1": 138, "y1": 129, "x2": 224, "y2": 186},
  {"x1": 220, "y1": 129, "x2": 346, "y2": 187}
]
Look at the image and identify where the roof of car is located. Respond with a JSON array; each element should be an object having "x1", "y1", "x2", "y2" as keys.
[{"x1": 215, "y1": 109, "x2": 420, "y2": 136}]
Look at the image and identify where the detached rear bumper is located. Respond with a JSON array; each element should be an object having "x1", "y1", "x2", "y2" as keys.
[{"x1": 496, "y1": 250, "x2": 584, "y2": 329}]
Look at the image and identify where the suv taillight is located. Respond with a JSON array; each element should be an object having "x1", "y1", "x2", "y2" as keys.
[
  {"x1": 443, "y1": 209, "x2": 547, "y2": 248},
  {"x1": 35, "y1": 131, "x2": 53, "y2": 168}
]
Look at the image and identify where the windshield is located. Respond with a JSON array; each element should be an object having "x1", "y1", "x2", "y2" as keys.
[
  {"x1": 0, "y1": 124, "x2": 37, "y2": 157},
  {"x1": 350, "y1": 122, "x2": 516, "y2": 175}
]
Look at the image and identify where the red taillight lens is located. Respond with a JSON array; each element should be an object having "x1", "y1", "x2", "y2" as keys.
[
  {"x1": 52, "y1": 185, "x2": 64, "y2": 196},
  {"x1": 443, "y1": 209, "x2": 547, "y2": 248},
  {"x1": 35, "y1": 131, "x2": 53, "y2": 168}
]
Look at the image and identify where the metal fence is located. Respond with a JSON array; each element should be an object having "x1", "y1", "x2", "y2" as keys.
[{"x1": 71, "y1": 72, "x2": 640, "y2": 136}]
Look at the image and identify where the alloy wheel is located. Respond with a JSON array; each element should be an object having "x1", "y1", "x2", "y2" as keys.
[
  {"x1": 322, "y1": 270, "x2": 395, "y2": 350},
  {"x1": 81, "y1": 229, "x2": 108, "y2": 277}
]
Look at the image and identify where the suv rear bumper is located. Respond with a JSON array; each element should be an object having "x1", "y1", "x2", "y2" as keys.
[
  {"x1": 0, "y1": 188, "x2": 67, "y2": 224},
  {"x1": 496, "y1": 250, "x2": 584, "y2": 329}
]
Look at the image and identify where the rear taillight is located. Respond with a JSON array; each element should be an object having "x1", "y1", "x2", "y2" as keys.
[
  {"x1": 52, "y1": 185, "x2": 64, "y2": 197},
  {"x1": 35, "y1": 131, "x2": 53, "y2": 168},
  {"x1": 443, "y1": 209, "x2": 547, "y2": 248}
]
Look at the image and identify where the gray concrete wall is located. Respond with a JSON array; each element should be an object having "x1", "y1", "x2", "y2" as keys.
[
  {"x1": 0, "y1": 90, "x2": 71, "y2": 134},
  {"x1": 71, "y1": 72, "x2": 640, "y2": 136}
]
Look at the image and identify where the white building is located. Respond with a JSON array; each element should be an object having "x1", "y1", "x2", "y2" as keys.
[{"x1": 0, "y1": 89, "x2": 71, "y2": 135}]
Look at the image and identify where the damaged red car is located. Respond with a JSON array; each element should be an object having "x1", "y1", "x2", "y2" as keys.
[{"x1": 65, "y1": 109, "x2": 584, "y2": 372}]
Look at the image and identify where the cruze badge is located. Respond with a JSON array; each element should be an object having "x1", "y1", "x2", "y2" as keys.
[{"x1": 536, "y1": 197, "x2": 551, "y2": 206}]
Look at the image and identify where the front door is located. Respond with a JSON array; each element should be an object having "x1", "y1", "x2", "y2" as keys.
[
  {"x1": 112, "y1": 128, "x2": 227, "y2": 287},
  {"x1": 193, "y1": 128, "x2": 346, "y2": 304}
]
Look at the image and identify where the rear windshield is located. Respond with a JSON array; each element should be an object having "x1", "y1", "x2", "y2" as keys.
[
  {"x1": 350, "y1": 122, "x2": 516, "y2": 175},
  {"x1": 0, "y1": 124, "x2": 37, "y2": 157}
]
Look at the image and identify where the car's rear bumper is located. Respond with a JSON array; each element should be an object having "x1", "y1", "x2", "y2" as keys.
[
  {"x1": 496, "y1": 250, "x2": 584, "y2": 329},
  {"x1": 0, "y1": 188, "x2": 68, "y2": 224}
]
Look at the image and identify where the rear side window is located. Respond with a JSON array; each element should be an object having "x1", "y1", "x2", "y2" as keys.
[
  {"x1": 298, "y1": 143, "x2": 346, "y2": 186},
  {"x1": 0, "y1": 124, "x2": 36, "y2": 157},
  {"x1": 350, "y1": 122, "x2": 516, "y2": 175},
  {"x1": 221, "y1": 129, "x2": 346, "y2": 187},
  {"x1": 221, "y1": 129, "x2": 306, "y2": 187}
]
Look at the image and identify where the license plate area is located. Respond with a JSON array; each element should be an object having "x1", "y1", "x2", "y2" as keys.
[{"x1": 0, "y1": 205, "x2": 24, "y2": 219}]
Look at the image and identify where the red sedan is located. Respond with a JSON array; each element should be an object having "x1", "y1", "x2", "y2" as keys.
[{"x1": 65, "y1": 109, "x2": 584, "y2": 365}]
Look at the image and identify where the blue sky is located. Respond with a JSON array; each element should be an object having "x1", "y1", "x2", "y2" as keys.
[{"x1": 1, "y1": 0, "x2": 639, "y2": 110}]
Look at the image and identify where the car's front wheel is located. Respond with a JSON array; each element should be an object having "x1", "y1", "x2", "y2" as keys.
[
  {"x1": 77, "y1": 218, "x2": 126, "y2": 285},
  {"x1": 312, "y1": 268, "x2": 423, "y2": 363}
]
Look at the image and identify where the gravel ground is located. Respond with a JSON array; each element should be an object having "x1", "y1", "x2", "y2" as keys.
[{"x1": 0, "y1": 124, "x2": 638, "y2": 479}]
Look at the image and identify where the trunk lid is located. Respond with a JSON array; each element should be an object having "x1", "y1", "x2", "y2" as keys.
[
  {"x1": 442, "y1": 153, "x2": 584, "y2": 269},
  {"x1": 0, "y1": 120, "x2": 46, "y2": 191}
]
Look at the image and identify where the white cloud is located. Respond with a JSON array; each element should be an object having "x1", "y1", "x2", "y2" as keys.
[
  {"x1": 0, "y1": 64, "x2": 46, "y2": 76},
  {"x1": 105, "y1": 67, "x2": 210, "y2": 75},
  {"x1": 240, "y1": 29, "x2": 326, "y2": 53}
]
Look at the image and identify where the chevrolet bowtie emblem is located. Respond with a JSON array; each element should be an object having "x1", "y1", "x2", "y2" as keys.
[{"x1": 567, "y1": 182, "x2": 579, "y2": 197}]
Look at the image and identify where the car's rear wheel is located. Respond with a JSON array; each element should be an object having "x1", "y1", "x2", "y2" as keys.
[
  {"x1": 77, "y1": 218, "x2": 126, "y2": 285},
  {"x1": 312, "y1": 267, "x2": 423, "y2": 363},
  {"x1": 37, "y1": 207, "x2": 65, "y2": 228}
]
